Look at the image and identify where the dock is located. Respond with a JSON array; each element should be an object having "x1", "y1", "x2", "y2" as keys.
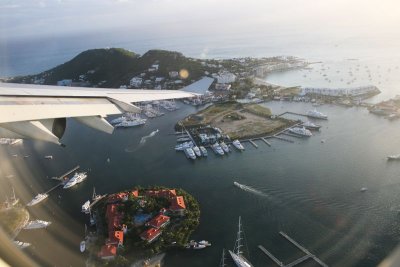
[
  {"x1": 272, "y1": 136, "x2": 294, "y2": 143},
  {"x1": 261, "y1": 138, "x2": 271, "y2": 146},
  {"x1": 51, "y1": 165, "x2": 80, "y2": 181},
  {"x1": 248, "y1": 140, "x2": 258, "y2": 148},
  {"x1": 258, "y1": 232, "x2": 328, "y2": 267},
  {"x1": 277, "y1": 111, "x2": 308, "y2": 118},
  {"x1": 89, "y1": 194, "x2": 107, "y2": 209}
]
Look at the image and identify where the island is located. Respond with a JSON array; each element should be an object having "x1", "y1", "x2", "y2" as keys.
[{"x1": 88, "y1": 186, "x2": 200, "y2": 266}]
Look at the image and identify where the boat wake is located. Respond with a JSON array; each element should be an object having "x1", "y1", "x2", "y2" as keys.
[
  {"x1": 125, "y1": 129, "x2": 159, "y2": 152},
  {"x1": 233, "y1": 181, "x2": 269, "y2": 198}
]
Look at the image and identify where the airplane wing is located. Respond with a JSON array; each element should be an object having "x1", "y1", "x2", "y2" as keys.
[{"x1": 0, "y1": 77, "x2": 214, "y2": 145}]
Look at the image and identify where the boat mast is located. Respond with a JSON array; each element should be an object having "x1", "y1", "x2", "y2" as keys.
[
  {"x1": 92, "y1": 187, "x2": 96, "y2": 200},
  {"x1": 220, "y1": 249, "x2": 227, "y2": 267},
  {"x1": 236, "y1": 216, "x2": 243, "y2": 256}
]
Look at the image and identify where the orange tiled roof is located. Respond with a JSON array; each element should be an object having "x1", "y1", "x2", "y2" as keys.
[
  {"x1": 170, "y1": 196, "x2": 186, "y2": 210},
  {"x1": 140, "y1": 227, "x2": 161, "y2": 241},
  {"x1": 98, "y1": 244, "x2": 117, "y2": 258},
  {"x1": 147, "y1": 214, "x2": 170, "y2": 229},
  {"x1": 145, "y1": 189, "x2": 176, "y2": 199},
  {"x1": 131, "y1": 190, "x2": 139, "y2": 198},
  {"x1": 107, "y1": 230, "x2": 124, "y2": 245}
]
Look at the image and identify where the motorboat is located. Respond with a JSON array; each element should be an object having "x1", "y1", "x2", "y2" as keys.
[
  {"x1": 175, "y1": 141, "x2": 193, "y2": 151},
  {"x1": 193, "y1": 146, "x2": 202, "y2": 157},
  {"x1": 289, "y1": 127, "x2": 312, "y2": 137},
  {"x1": 13, "y1": 241, "x2": 31, "y2": 249},
  {"x1": 307, "y1": 109, "x2": 328, "y2": 119},
  {"x1": 82, "y1": 200, "x2": 90, "y2": 213},
  {"x1": 27, "y1": 193, "x2": 48, "y2": 207},
  {"x1": 184, "y1": 148, "x2": 197, "y2": 160},
  {"x1": 212, "y1": 143, "x2": 224, "y2": 156},
  {"x1": 301, "y1": 121, "x2": 321, "y2": 130},
  {"x1": 387, "y1": 154, "x2": 400, "y2": 160},
  {"x1": 63, "y1": 172, "x2": 87, "y2": 189},
  {"x1": 232, "y1": 140, "x2": 245, "y2": 151},
  {"x1": 199, "y1": 146, "x2": 208, "y2": 157},
  {"x1": 220, "y1": 142, "x2": 230, "y2": 153}
]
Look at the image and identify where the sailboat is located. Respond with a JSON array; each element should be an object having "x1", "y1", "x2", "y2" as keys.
[
  {"x1": 228, "y1": 216, "x2": 253, "y2": 267},
  {"x1": 80, "y1": 224, "x2": 87, "y2": 253}
]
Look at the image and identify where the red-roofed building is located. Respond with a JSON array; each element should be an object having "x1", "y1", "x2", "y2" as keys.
[
  {"x1": 146, "y1": 214, "x2": 170, "y2": 229},
  {"x1": 169, "y1": 196, "x2": 186, "y2": 216},
  {"x1": 131, "y1": 190, "x2": 139, "y2": 198},
  {"x1": 106, "y1": 231, "x2": 124, "y2": 246},
  {"x1": 107, "y1": 192, "x2": 129, "y2": 203},
  {"x1": 98, "y1": 244, "x2": 117, "y2": 260},
  {"x1": 140, "y1": 228, "x2": 162, "y2": 243},
  {"x1": 145, "y1": 189, "x2": 176, "y2": 199}
]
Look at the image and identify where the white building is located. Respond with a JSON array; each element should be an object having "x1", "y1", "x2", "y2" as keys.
[
  {"x1": 130, "y1": 77, "x2": 143, "y2": 88},
  {"x1": 216, "y1": 71, "x2": 236, "y2": 84}
]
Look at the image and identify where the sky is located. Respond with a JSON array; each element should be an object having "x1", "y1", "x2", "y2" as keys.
[{"x1": 1, "y1": 0, "x2": 400, "y2": 42}]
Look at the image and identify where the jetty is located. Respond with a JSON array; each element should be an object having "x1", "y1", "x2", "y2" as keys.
[
  {"x1": 51, "y1": 165, "x2": 80, "y2": 181},
  {"x1": 258, "y1": 231, "x2": 328, "y2": 267}
]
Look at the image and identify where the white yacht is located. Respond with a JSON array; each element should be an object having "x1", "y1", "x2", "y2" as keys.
[
  {"x1": 232, "y1": 140, "x2": 245, "y2": 151},
  {"x1": 63, "y1": 172, "x2": 87, "y2": 189},
  {"x1": 44, "y1": 155, "x2": 53, "y2": 160},
  {"x1": 14, "y1": 241, "x2": 31, "y2": 249},
  {"x1": 387, "y1": 154, "x2": 400, "y2": 160},
  {"x1": 82, "y1": 200, "x2": 90, "y2": 214},
  {"x1": 184, "y1": 148, "x2": 197, "y2": 160},
  {"x1": 220, "y1": 142, "x2": 230, "y2": 153},
  {"x1": 193, "y1": 146, "x2": 202, "y2": 157},
  {"x1": 307, "y1": 109, "x2": 328, "y2": 119},
  {"x1": 301, "y1": 121, "x2": 321, "y2": 130},
  {"x1": 27, "y1": 193, "x2": 48, "y2": 207},
  {"x1": 228, "y1": 216, "x2": 253, "y2": 267},
  {"x1": 200, "y1": 146, "x2": 208, "y2": 157},
  {"x1": 24, "y1": 220, "x2": 51, "y2": 230},
  {"x1": 80, "y1": 241, "x2": 86, "y2": 253},
  {"x1": 175, "y1": 141, "x2": 194, "y2": 151},
  {"x1": 115, "y1": 118, "x2": 146, "y2": 128},
  {"x1": 212, "y1": 143, "x2": 225, "y2": 156},
  {"x1": 289, "y1": 127, "x2": 312, "y2": 137}
]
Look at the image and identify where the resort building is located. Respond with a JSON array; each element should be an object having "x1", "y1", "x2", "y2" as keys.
[
  {"x1": 140, "y1": 228, "x2": 162, "y2": 243},
  {"x1": 98, "y1": 244, "x2": 117, "y2": 260},
  {"x1": 130, "y1": 77, "x2": 143, "y2": 87},
  {"x1": 106, "y1": 231, "x2": 124, "y2": 247},
  {"x1": 216, "y1": 71, "x2": 236, "y2": 84},
  {"x1": 169, "y1": 196, "x2": 186, "y2": 216},
  {"x1": 146, "y1": 214, "x2": 170, "y2": 229},
  {"x1": 145, "y1": 189, "x2": 177, "y2": 200}
]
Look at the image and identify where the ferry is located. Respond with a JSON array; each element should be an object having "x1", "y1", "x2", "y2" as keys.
[
  {"x1": 232, "y1": 140, "x2": 245, "y2": 151},
  {"x1": 14, "y1": 241, "x2": 31, "y2": 249},
  {"x1": 24, "y1": 220, "x2": 51, "y2": 230},
  {"x1": 63, "y1": 172, "x2": 87, "y2": 189},
  {"x1": 301, "y1": 121, "x2": 321, "y2": 130},
  {"x1": 220, "y1": 142, "x2": 230, "y2": 153},
  {"x1": 387, "y1": 154, "x2": 400, "y2": 160},
  {"x1": 184, "y1": 148, "x2": 197, "y2": 160},
  {"x1": 27, "y1": 193, "x2": 48, "y2": 207},
  {"x1": 212, "y1": 143, "x2": 225, "y2": 156},
  {"x1": 307, "y1": 109, "x2": 328, "y2": 120},
  {"x1": 200, "y1": 146, "x2": 208, "y2": 157},
  {"x1": 82, "y1": 200, "x2": 90, "y2": 214},
  {"x1": 289, "y1": 127, "x2": 312, "y2": 137},
  {"x1": 193, "y1": 146, "x2": 202, "y2": 157}
]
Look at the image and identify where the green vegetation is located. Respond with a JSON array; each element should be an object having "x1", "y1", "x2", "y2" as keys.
[
  {"x1": 243, "y1": 104, "x2": 272, "y2": 118},
  {"x1": 9, "y1": 48, "x2": 207, "y2": 88},
  {"x1": 0, "y1": 207, "x2": 29, "y2": 236}
]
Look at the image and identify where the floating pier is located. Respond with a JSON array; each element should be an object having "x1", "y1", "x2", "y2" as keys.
[
  {"x1": 261, "y1": 138, "x2": 272, "y2": 146},
  {"x1": 258, "y1": 232, "x2": 328, "y2": 267},
  {"x1": 51, "y1": 165, "x2": 80, "y2": 181},
  {"x1": 249, "y1": 140, "x2": 258, "y2": 148},
  {"x1": 272, "y1": 136, "x2": 294, "y2": 143},
  {"x1": 89, "y1": 194, "x2": 107, "y2": 209},
  {"x1": 277, "y1": 111, "x2": 308, "y2": 118}
]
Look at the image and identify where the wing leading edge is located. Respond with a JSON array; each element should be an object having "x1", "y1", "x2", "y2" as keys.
[{"x1": 0, "y1": 77, "x2": 214, "y2": 144}]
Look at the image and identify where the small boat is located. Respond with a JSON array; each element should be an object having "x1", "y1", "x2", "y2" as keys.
[
  {"x1": 175, "y1": 141, "x2": 193, "y2": 151},
  {"x1": 232, "y1": 140, "x2": 245, "y2": 151},
  {"x1": 198, "y1": 240, "x2": 212, "y2": 246},
  {"x1": 289, "y1": 127, "x2": 312, "y2": 137},
  {"x1": 360, "y1": 187, "x2": 368, "y2": 192},
  {"x1": 307, "y1": 109, "x2": 328, "y2": 120},
  {"x1": 80, "y1": 241, "x2": 86, "y2": 253},
  {"x1": 14, "y1": 241, "x2": 31, "y2": 249},
  {"x1": 81, "y1": 200, "x2": 90, "y2": 213},
  {"x1": 301, "y1": 121, "x2": 321, "y2": 130},
  {"x1": 212, "y1": 143, "x2": 225, "y2": 156},
  {"x1": 44, "y1": 155, "x2": 53, "y2": 160},
  {"x1": 184, "y1": 148, "x2": 197, "y2": 160},
  {"x1": 220, "y1": 142, "x2": 230, "y2": 153},
  {"x1": 177, "y1": 137, "x2": 191, "y2": 142},
  {"x1": 185, "y1": 240, "x2": 210, "y2": 250},
  {"x1": 200, "y1": 146, "x2": 208, "y2": 157},
  {"x1": 387, "y1": 154, "x2": 400, "y2": 160},
  {"x1": 193, "y1": 146, "x2": 202, "y2": 157}
]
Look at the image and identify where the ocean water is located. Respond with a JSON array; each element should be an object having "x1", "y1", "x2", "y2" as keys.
[{"x1": 2, "y1": 101, "x2": 400, "y2": 266}]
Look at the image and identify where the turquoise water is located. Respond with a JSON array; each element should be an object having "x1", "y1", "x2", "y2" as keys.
[{"x1": 2, "y1": 101, "x2": 400, "y2": 266}]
